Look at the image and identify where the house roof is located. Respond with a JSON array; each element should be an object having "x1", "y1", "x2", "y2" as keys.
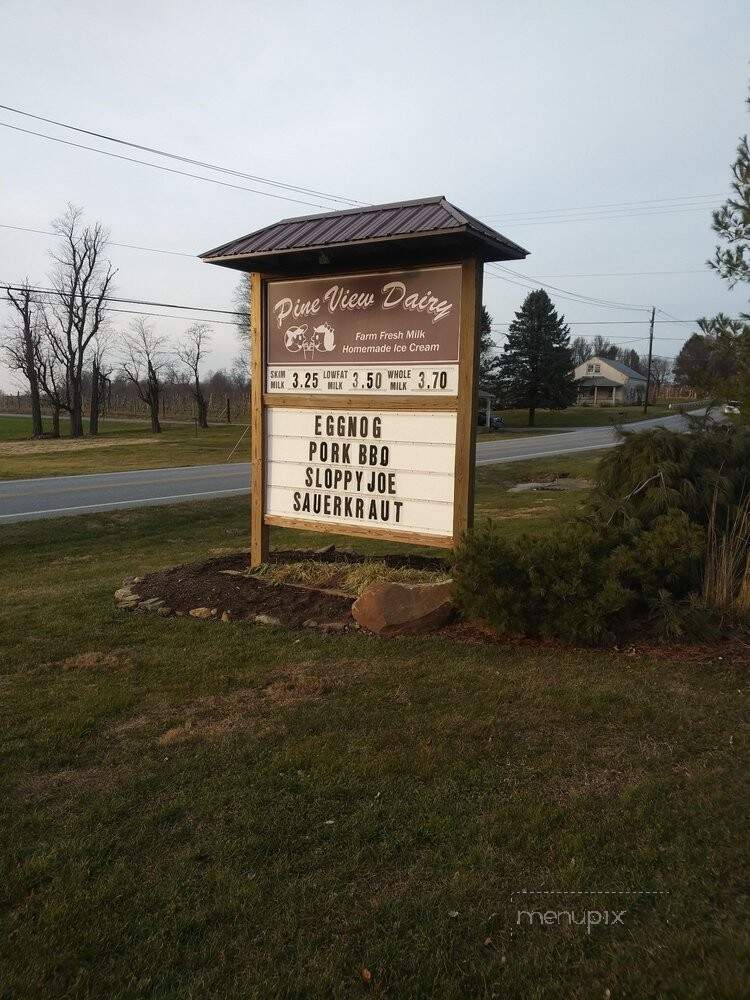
[
  {"x1": 581, "y1": 356, "x2": 646, "y2": 381},
  {"x1": 576, "y1": 376, "x2": 621, "y2": 388},
  {"x1": 199, "y1": 196, "x2": 529, "y2": 275},
  {"x1": 603, "y1": 357, "x2": 647, "y2": 381}
]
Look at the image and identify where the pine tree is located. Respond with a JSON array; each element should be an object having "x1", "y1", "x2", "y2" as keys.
[
  {"x1": 710, "y1": 82, "x2": 749, "y2": 289},
  {"x1": 477, "y1": 306, "x2": 498, "y2": 388},
  {"x1": 497, "y1": 289, "x2": 576, "y2": 426}
]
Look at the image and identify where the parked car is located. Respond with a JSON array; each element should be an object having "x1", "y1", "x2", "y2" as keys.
[
  {"x1": 478, "y1": 412, "x2": 505, "y2": 430},
  {"x1": 722, "y1": 401, "x2": 741, "y2": 415}
]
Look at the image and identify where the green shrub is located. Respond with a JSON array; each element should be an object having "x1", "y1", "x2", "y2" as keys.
[
  {"x1": 592, "y1": 422, "x2": 750, "y2": 530},
  {"x1": 454, "y1": 423, "x2": 749, "y2": 645},
  {"x1": 453, "y1": 512, "x2": 704, "y2": 645}
]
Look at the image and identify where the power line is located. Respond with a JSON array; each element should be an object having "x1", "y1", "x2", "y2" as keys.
[
  {"x1": 484, "y1": 193, "x2": 721, "y2": 220},
  {"x1": 532, "y1": 268, "x2": 708, "y2": 277},
  {"x1": 491, "y1": 264, "x2": 647, "y2": 312},
  {"x1": 1, "y1": 282, "x2": 243, "y2": 317},
  {"x1": 485, "y1": 264, "x2": 650, "y2": 313},
  {"x1": 106, "y1": 307, "x2": 236, "y2": 326},
  {"x1": 0, "y1": 122, "x2": 336, "y2": 210},
  {"x1": 497, "y1": 205, "x2": 716, "y2": 227},
  {"x1": 491, "y1": 320, "x2": 697, "y2": 326},
  {"x1": 655, "y1": 307, "x2": 685, "y2": 323},
  {"x1": 0, "y1": 103, "x2": 363, "y2": 207},
  {"x1": 0, "y1": 223, "x2": 195, "y2": 257}
]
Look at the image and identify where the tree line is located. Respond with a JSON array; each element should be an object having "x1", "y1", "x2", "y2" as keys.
[{"x1": 1, "y1": 205, "x2": 249, "y2": 438}]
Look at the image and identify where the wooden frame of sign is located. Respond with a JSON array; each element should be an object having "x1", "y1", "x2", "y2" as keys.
[{"x1": 249, "y1": 257, "x2": 483, "y2": 567}]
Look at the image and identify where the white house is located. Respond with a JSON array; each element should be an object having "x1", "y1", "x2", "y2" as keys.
[{"x1": 573, "y1": 356, "x2": 647, "y2": 406}]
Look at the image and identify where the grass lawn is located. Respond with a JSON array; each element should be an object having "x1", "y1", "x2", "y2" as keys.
[
  {"x1": 0, "y1": 415, "x2": 249, "y2": 480},
  {"x1": 494, "y1": 404, "x2": 680, "y2": 429},
  {"x1": 1, "y1": 452, "x2": 747, "y2": 999}
]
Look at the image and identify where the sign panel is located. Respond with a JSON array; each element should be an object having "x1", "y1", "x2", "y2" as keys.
[
  {"x1": 265, "y1": 265, "x2": 461, "y2": 395},
  {"x1": 266, "y1": 408, "x2": 457, "y2": 538}
]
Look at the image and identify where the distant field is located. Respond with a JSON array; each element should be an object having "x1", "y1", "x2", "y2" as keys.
[
  {"x1": 494, "y1": 404, "x2": 680, "y2": 428},
  {"x1": 0, "y1": 415, "x2": 249, "y2": 480}
]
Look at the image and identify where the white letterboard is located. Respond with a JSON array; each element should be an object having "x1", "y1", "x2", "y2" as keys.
[{"x1": 266, "y1": 408, "x2": 457, "y2": 538}]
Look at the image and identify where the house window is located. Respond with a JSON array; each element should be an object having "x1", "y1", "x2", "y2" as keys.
[
  {"x1": 586, "y1": 363, "x2": 594, "y2": 373},
  {"x1": 594, "y1": 364, "x2": 601, "y2": 373}
]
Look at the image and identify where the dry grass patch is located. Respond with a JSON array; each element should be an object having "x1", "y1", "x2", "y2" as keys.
[
  {"x1": 18, "y1": 763, "x2": 132, "y2": 801},
  {"x1": 557, "y1": 765, "x2": 647, "y2": 800},
  {"x1": 46, "y1": 649, "x2": 133, "y2": 672},
  {"x1": 155, "y1": 660, "x2": 361, "y2": 746},
  {"x1": 485, "y1": 504, "x2": 555, "y2": 520},
  {"x1": 0, "y1": 436, "x2": 158, "y2": 456},
  {"x1": 256, "y1": 560, "x2": 451, "y2": 596}
]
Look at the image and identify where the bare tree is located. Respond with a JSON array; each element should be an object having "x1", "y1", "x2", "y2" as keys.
[
  {"x1": 121, "y1": 319, "x2": 170, "y2": 433},
  {"x1": 590, "y1": 334, "x2": 622, "y2": 360},
  {"x1": 176, "y1": 323, "x2": 212, "y2": 428},
  {"x1": 570, "y1": 335, "x2": 591, "y2": 366},
  {"x1": 232, "y1": 273, "x2": 251, "y2": 375},
  {"x1": 649, "y1": 356, "x2": 672, "y2": 399},
  {"x1": 43, "y1": 205, "x2": 116, "y2": 437},
  {"x1": 89, "y1": 337, "x2": 113, "y2": 436},
  {"x1": 33, "y1": 332, "x2": 66, "y2": 438},
  {"x1": 2, "y1": 281, "x2": 44, "y2": 437}
]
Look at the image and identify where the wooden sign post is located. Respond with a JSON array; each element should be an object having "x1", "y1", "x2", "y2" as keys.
[{"x1": 200, "y1": 197, "x2": 527, "y2": 566}]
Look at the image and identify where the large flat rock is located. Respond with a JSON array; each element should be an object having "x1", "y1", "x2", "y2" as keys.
[{"x1": 352, "y1": 581, "x2": 454, "y2": 636}]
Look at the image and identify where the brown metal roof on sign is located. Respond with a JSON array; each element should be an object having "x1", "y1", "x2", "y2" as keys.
[{"x1": 199, "y1": 196, "x2": 529, "y2": 276}]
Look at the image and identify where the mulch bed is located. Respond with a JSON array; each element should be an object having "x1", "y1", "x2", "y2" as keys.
[
  {"x1": 126, "y1": 549, "x2": 750, "y2": 662},
  {"x1": 131, "y1": 548, "x2": 448, "y2": 629}
]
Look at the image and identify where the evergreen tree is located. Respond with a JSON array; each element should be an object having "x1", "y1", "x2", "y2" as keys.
[
  {"x1": 497, "y1": 289, "x2": 576, "y2": 426},
  {"x1": 674, "y1": 331, "x2": 711, "y2": 390},
  {"x1": 477, "y1": 306, "x2": 498, "y2": 388},
  {"x1": 710, "y1": 82, "x2": 750, "y2": 289},
  {"x1": 706, "y1": 79, "x2": 750, "y2": 414}
]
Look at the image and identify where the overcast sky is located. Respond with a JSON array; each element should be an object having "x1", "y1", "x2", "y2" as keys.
[{"x1": 1, "y1": 0, "x2": 748, "y2": 391}]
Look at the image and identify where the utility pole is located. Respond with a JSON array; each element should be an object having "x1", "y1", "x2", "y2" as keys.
[{"x1": 643, "y1": 307, "x2": 655, "y2": 414}]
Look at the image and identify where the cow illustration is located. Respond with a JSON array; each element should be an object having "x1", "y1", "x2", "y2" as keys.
[
  {"x1": 283, "y1": 324, "x2": 307, "y2": 353},
  {"x1": 282, "y1": 322, "x2": 335, "y2": 359}
]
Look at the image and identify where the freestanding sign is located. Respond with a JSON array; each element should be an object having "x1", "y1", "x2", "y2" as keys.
[{"x1": 200, "y1": 197, "x2": 528, "y2": 565}]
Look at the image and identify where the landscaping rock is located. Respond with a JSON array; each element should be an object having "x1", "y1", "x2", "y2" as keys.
[
  {"x1": 352, "y1": 581, "x2": 455, "y2": 636},
  {"x1": 117, "y1": 595, "x2": 140, "y2": 609},
  {"x1": 221, "y1": 611, "x2": 232, "y2": 622},
  {"x1": 138, "y1": 598, "x2": 164, "y2": 611},
  {"x1": 219, "y1": 569, "x2": 247, "y2": 577},
  {"x1": 254, "y1": 613, "x2": 281, "y2": 626},
  {"x1": 114, "y1": 587, "x2": 133, "y2": 602},
  {"x1": 157, "y1": 606, "x2": 172, "y2": 617},
  {"x1": 320, "y1": 621, "x2": 348, "y2": 633},
  {"x1": 316, "y1": 544, "x2": 336, "y2": 555},
  {"x1": 189, "y1": 607, "x2": 217, "y2": 619},
  {"x1": 302, "y1": 619, "x2": 318, "y2": 628}
]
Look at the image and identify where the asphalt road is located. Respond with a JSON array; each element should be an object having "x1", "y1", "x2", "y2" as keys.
[{"x1": 0, "y1": 409, "x2": 701, "y2": 524}]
